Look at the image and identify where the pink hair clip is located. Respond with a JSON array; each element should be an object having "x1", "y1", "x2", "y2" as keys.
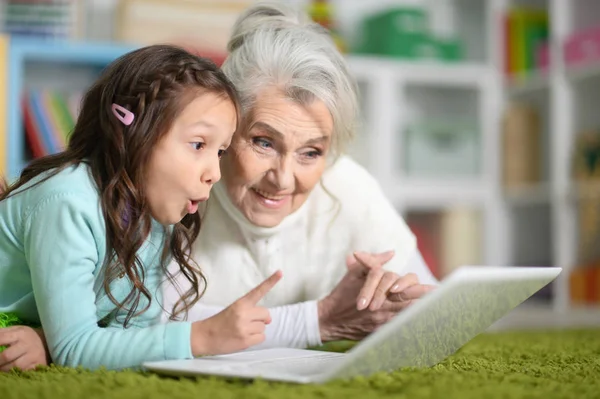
[{"x1": 111, "y1": 103, "x2": 135, "y2": 126}]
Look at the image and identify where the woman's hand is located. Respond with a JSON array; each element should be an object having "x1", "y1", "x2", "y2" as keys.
[
  {"x1": 190, "y1": 270, "x2": 282, "y2": 356},
  {"x1": 352, "y1": 252, "x2": 433, "y2": 311},
  {"x1": 317, "y1": 251, "x2": 435, "y2": 342},
  {"x1": 0, "y1": 326, "x2": 50, "y2": 372}
]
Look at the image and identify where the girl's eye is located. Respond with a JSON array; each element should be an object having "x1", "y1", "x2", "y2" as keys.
[
  {"x1": 191, "y1": 142, "x2": 204, "y2": 151},
  {"x1": 253, "y1": 137, "x2": 273, "y2": 149},
  {"x1": 218, "y1": 149, "x2": 227, "y2": 159}
]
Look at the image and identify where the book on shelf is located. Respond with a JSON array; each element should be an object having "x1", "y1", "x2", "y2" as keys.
[
  {"x1": 115, "y1": 0, "x2": 252, "y2": 64},
  {"x1": 504, "y1": 7, "x2": 549, "y2": 81},
  {"x1": 407, "y1": 208, "x2": 481, "y2": 280},
  {"x1": 1, "y1": 0, "x2": 82, "y2": 39},
  {"x1": 570, "y1": 266, "x2": 600, "y2": 305},
  {"x1": 22, "y1": 89, "x2": 80, "y2": 159},
  {"x1": 406, "y1": 212, "x2": 441, "y2": 279},
  {"x1": 569, "y1": 131, "x2": 600, "y2": 306},
  {"x1": 501, "y1": 102, "x2": 542, "y2": 190},
  {"x1": 572, "y1": 130, "x2": 600, "y2": 266}
]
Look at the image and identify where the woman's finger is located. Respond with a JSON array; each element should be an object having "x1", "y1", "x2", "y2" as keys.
[
  {"x1": 369, "y1": 272, "x2": 399, "y2": 311},
  {"x1": 356, "y1": 267, "x2": 384, "y2": 310},
  {"x1": 381, "y1": 298, "x2": 417, "y2": 313},
  {"x1": 388, "y1": 284, "x2": 436, "y2": 302},
  {"x1": 389, "y1": 273, "x2": 420, "y2": 294},
  {"x1": 347, "y1": 251, "x2": 392, "y2": 275},
  {"x1": 352, "y1": 252, "x2": 384, "y2": 275},
  {"x1": 355, "y1": 251, "x2": 394, "y2": 267},
  {"x1": 373, "y1": 250, "x2": 395, "y2": 264}
]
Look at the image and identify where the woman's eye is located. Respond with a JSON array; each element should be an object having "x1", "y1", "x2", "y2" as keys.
[
  {"x1": 253, "y1": 137, "x2": 273, "y2": 149},
  {"x1": 191, "y1": 142, "x2": 204, "y2": 150},
  {"x1": 303, "y1": 149, "x2": 322, "y2": 159},
  {"x1": 218, "y1": 149, "x2": 227, "y2": 159}
]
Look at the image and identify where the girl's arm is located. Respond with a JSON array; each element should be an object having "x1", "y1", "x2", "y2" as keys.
[
  {"x1": 25, "y1": 193, "x2": 193, "y2": 370},
  {"x1": 0, "y1": 245, "x2": 434, "y2": 370},
  {"x1": 182, "y1": 300, "x2": 322, "y2": 350}
]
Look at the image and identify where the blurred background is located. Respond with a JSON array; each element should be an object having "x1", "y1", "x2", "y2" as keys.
[{"x1": 0, "y1": 0, "x2": 598, "y2": 329}]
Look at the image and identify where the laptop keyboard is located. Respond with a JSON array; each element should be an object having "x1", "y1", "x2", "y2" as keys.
[{"x1": 225, "y1": 352, "x2": 344, "y2": 376}]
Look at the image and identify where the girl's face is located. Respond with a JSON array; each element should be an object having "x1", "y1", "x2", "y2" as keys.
[
  {"x1": 145, "y1": 92, "x2": 237, "y2": 225},
  {"x1": 220, "y1": 87, "x2": 333, "y2": 228}
]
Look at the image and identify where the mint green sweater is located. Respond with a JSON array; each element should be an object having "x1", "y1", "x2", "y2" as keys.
[{"x1": 0, "y1": 163, "x2": 192, "y2": 370}]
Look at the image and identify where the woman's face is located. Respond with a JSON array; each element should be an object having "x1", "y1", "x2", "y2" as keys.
[{"x1": 221, "y1": 87, "x2": 333, "y2": 227}]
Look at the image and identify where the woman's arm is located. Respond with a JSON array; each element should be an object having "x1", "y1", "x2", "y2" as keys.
[{"x1": 179, "y1": 247, "x2": 434, "y2": 350}]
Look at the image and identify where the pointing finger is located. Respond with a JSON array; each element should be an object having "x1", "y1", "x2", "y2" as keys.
[{"x1": 239, "y1": 270, "x2": 283, "y2": 305}]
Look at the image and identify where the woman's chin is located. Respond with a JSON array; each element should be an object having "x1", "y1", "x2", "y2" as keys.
[{"x1": 243, "y1": 207, "x2": 286, "y2": 228}]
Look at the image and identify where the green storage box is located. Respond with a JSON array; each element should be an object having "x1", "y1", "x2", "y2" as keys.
[
  {"x1": 404, "y1": 119, "x2": 480, "y2": 177},
  {"x1": 354, "y1": 7, "x2": 465, "y2": 62},
  {"x1": 355, "y1": 8, "x2": 430, "y2": 58},
  {"x1": 435, "y1": 38, "x2": 464, "y2": 62}
]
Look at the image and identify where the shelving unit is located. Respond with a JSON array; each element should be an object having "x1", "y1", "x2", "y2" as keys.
[
  {"x1": 4, "y1": 37, "x2": 135, "y2": 180},
  {"x1": 502, "y1": 0, "x2": 600, "y2": 317},
  {"x1": 1, "y1": 0, "x2": 599, "y2": 327},
  {"x1": 344, "y1": 0, "x2": 502, "y2": 282},
  {"x1": 343, "y1": 0, "x2": 600, "y2": 325}
]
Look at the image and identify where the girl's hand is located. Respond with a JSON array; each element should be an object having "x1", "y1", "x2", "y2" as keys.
[
  {"x1": 0, "y1": 326, "x2": 50, "y2": 372},
  {"x1": 190, "y1": 270, "x2": 282, "y2": 356}
]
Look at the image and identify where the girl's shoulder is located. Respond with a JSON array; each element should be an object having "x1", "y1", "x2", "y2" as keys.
[
  {"x1": 20, "y1": 162, "x2": 99, "y2": 201},
  {"x1": 11, "y1": 163, "x2": 101, "y2": 220}
]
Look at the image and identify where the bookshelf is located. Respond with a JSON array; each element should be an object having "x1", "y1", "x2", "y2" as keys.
[
  {"x1": 5, "y1": 37, "x2": 135, "y2": 180},
  {"x1": 1, "y1": 0, "x2": 599, "y2": 327},
  {"x1": 343, "y1": 0, "x2": 503, "y2": 284},
  {"x1": 497, "y1": 0, "x2": 600, "y2": 318},
  {"x1": 338, "y1": 0, "x2": 600, "y2": 325}
]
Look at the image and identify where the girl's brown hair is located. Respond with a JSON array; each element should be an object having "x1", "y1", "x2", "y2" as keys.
[{"x1": 1, "y1": 44, "x2": 241, "y2": 326}]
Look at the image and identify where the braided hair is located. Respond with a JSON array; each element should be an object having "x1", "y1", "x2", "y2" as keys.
[{"x1": 1, "y1": 45, "x2": 241, "y2": 326}]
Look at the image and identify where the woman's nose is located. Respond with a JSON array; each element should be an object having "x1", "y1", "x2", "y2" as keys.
[{"x1": 270, "y1": 157, "x2": 294, "y2": 190}]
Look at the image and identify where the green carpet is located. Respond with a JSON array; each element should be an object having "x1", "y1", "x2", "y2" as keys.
[{"x1": 1, "y1": 329, "x2": 599, "y2": 399}]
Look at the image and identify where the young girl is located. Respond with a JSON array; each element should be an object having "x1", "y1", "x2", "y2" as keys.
[{"x1": 0, "y1": 44, "x2": 281, "y2": 371}]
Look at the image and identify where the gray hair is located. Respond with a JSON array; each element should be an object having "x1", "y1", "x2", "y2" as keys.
[{"x1": 221, "y1": 1, "x2": 358, "y2": 158}]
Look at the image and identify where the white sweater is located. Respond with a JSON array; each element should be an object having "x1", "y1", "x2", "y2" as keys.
[{"x1": 162, "y1": 156, "x2": 437, "y2": 348}]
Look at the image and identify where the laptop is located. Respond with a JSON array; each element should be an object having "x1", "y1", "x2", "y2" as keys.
[{"x1": 143, "y1": 266, "x2": 561, "y2": 384}]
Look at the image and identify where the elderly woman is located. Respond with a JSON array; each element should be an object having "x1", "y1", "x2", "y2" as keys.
[
  {"x1": 162, "y1": 2, "x2": 437, "y2": 350},
  {"x1": 0, "y1": 2, "x2": 436, "y2": 370}
]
